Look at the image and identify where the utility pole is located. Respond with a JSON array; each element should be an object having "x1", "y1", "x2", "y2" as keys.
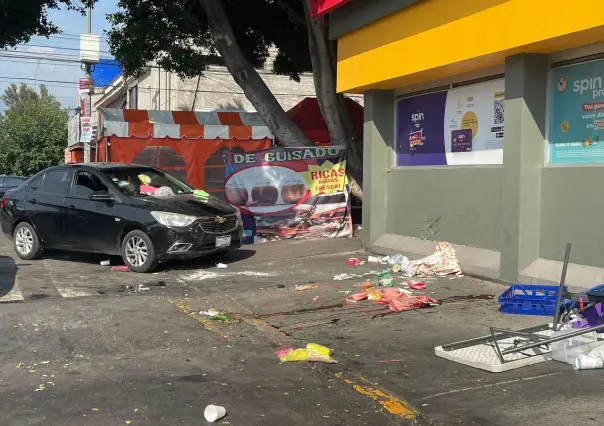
[{"x1": 83, "y1": 5, "x2": 92, "y2": 164}]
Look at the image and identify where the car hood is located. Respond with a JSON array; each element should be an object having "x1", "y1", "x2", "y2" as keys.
[{"x1": 138, "y1": 194, "x2": 237, "y2": 216}]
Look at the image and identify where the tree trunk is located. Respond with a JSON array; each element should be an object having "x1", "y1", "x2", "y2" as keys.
[
  {"x1": 301, "y1": 0, "x2": 363, "y2": 199},
  {"x1": 198, "y1": 0, "x2": 309, "y2": 147}
]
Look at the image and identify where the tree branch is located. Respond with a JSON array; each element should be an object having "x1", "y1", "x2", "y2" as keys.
[{"x1": 273, "y1": 0, "x2": 307, "y2": 26}]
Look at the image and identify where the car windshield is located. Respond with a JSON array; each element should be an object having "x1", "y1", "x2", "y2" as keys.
[{"x1": 102, "y1": 168, "x2": 193, "y2": 197}]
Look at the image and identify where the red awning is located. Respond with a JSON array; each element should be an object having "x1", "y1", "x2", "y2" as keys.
[
  {"x1": 286, "y1": 97, "x2": 363, "y2": 145},
  {"x1": 310, "y1": 0, "x2": 353, "y2": 17}
]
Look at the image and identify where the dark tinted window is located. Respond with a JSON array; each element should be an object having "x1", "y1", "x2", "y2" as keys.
[
  {"x1": 31, "y1": 170, "x2": 71, "y2": 195},
  {"x1": 72, "y1": 171, "x2": 108, "y2": 197},
  {"x1": 4, "y1": 177, "x2": 25, "y2": 187}
]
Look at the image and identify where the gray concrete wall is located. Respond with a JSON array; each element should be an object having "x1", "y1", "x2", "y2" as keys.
[
  {"x1": 385, "y1": 167, "x2": 503, "y2": 250},
  {"x1": 362, "y1": 90, "x2": 395, "y2": 246},
  {"x1": 541, "y1": 167, "x2": 604, "y2": 269}
]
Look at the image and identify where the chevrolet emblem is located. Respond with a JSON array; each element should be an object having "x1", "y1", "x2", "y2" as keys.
[{"x1": 215, "y1": 216, "x2": 226, "y2": 224}]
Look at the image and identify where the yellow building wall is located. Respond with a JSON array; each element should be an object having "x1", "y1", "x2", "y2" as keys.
[{"x1": 337, "y1": 0, "x2": 604, "y2": 93}]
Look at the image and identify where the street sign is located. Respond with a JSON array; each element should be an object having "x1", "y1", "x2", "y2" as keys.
[
  {"x1": 80, "y1": 116, "x2": 92, "y2": 143},
  {"x1": 79, "y1": 78, "x2": 91, "y2": 90}
]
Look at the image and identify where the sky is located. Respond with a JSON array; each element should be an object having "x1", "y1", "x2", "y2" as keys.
[{"x1": 0, "y1": 0, "x2": 119, "y2": 112}]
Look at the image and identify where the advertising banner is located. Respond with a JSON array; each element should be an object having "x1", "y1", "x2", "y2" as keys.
[
  {"x1": 80, "y1": 116, "x2": 92, "y2": 143},
  {"x1": 396, "y1": 79, "x2": 505, "y2": 166},
  {"x1": 549, "y1": 59, "x2": 604, "y2": 164},
  {"x1": 224, "y1": 146, "x2": 351, "y2": 244}
]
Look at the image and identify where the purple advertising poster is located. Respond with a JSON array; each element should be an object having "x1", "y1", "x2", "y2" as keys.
[
  {"x1": 451, "y1": 129, "x2": 473, "y2": 152},
  {"x1": 396, "y1": 91, "x2": 447, "y2": 166}
]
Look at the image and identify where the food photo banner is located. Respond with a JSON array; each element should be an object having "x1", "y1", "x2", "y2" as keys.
[
  {"x1": 396, "y1": 78, "x2": 505, "y2": 166},
  {"x1": 223, "y1": 146, "x2": 352, "y2": 244}
]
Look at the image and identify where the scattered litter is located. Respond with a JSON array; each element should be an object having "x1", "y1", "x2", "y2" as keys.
[
  {"x1": 216, "y1": 263, "x2": 228, "y2": 269},
  {"x1": 379, "y1": 359, "x2": 405, "y2": 363},
  {"x1": 204, "y1": 405, "x2": 227, "y2": 423},
  {"x1": 92, "y1": 408, "x2": 99, "y2": 412},
  {"x1": 112, "y1": 266, "x2": 130, "y2": 272},
  {"x1": 350, "y1": 287, "x2": 440, "y2": 312},
  {"x1": 34, "y1": 384, "x2": 46, "y2": 392},
  {"x1": 136, "y1": 284, "x2": 150, "y2": 292},
  {"x1": 125, "y1": 421, "x2": 132, "y2": 425},
  {"x1": 367, "y1": 256, "x2": 380, "y2": 264},
  {"x1": 277, "y1": 284, "x2": 285, "y2": 289},
  {"x1": 295, "y1": 284, "x2": 318, "y2": 291},
  {"x1": 28, "y1": 370, "x2": 36, "y2": 373},
  {"x1": 199, "y1": 308, "x2": 221, "y2": 317},
  {"x1": 312, "y1": 296, "x2": 320, "y2": 302},
  {"x1": 408, "y1": 280, "x2": 425, "y2": 290},
  {"x1": 399, "y1": 242, "x2": 461, "y2": 277},
  {"x1": 134, "y1": 408, "x2": 140, "y2": 413},
  {"x1": 334, "y1": 273, "x2": 357, "y2": 281},
  {"x1": 278, "y1": 343, "x2": 337, "y2": 364},
  {"x1": 40, "y1": 361, "x2": 50, "y2": 365},
  {"x1": 377, "y1": 271, "x2": 394, "y2": 287},
  {"x1": 347, "y1": 258, "x2": 362, "y2": 267},
  {"x1": 16, "y1": 363, "x2": 23, "y2": 369},
  {"x1": 100, "y1": 260, "x2": 110, "y2": 266}
]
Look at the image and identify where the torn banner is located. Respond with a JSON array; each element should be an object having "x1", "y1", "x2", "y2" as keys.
[{"x1": 223, "y1": 146, "x2": 352, "y2": 244}]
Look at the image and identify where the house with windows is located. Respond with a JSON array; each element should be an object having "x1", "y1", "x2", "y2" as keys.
[{"x1": 321, "y1": 0, "x2": 604, "y2": 285}]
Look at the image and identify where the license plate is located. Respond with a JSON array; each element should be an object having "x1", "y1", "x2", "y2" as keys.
[{"x1": 215, "y1": 235, "x2": 231, "y2": 248}]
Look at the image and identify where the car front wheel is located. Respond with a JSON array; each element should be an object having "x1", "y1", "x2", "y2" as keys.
[
  {"x1": 13, "y1": 222, "x2": 42, "y2": 260},
  {"x1": 121, "y1": 230, "x2": 158, "y2": 273}
]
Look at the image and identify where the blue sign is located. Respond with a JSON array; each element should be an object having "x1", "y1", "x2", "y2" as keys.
[{"x1": 549, "y1": 59, "x2": 604, "y2": 164}]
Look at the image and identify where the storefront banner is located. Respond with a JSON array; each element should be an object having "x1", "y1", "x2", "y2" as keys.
[
  {"x1": 224, "y1": 146, "x2": 352, "y2": 244},
  {"x1": 397, "y1": 78, "x2": 505, "y2": 166},
  {"x1": 549, "y1": 59, "x2": 604, "y2": 164}
]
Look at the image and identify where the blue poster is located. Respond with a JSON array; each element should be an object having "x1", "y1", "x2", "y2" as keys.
[
  {"x1": 549, "y1": 59, "x2": 604, "y2": 164},
  {"x1": 397, "y1": 91, "x2": 448, "y2": 166}
]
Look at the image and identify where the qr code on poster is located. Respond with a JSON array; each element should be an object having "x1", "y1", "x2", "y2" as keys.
[{"x1": 494, "y1": 99, "x2": 504, "y2": 125}]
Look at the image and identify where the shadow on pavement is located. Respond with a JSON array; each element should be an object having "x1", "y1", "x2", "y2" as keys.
[
  {"x1": 163, "y1": 249, "x2": 256, "y2": 271},
  {"x1": 0, "y1": 256, "x2": 17, "y2": 298}
]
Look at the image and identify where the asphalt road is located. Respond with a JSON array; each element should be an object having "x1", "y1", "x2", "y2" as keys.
[{"x1": 1, "y1": 235, "x2": 604, "y2": 425}]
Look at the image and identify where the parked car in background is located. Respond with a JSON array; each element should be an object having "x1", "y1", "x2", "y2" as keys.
[
  {"x1": 0, "y1": 163, "x2": 243, "y2": 272},
  {"x1": 0, "y1": 176, "x2": 27, "y2": 198}
]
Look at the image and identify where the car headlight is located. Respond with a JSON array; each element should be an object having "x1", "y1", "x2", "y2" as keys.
[{"x1": 151, "y1": 211, "x2": 197, "y2": 228}]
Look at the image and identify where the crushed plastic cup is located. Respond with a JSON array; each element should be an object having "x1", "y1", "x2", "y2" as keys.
[
  {"x1": 204, "y1": 405, "x2": 227, "y2": 422},
  {"x1": 367, "y1": 256, "x2": 380, "y2": 264},
  {"x1": 574, "y1": 355, "x2": 604, "y2": 370},
  {"x1": 100, "y1": 260, "x2": 110, "y2": 266},
  {"x1": 347, "y1": 258, "x2": 361, "y2": 267},
  {"x1": 216, "y1": 263, "x2": 228, "y2": 269}
]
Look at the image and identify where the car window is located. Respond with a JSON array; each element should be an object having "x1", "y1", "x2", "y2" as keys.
[
  {"x1": 31, "y1": 170, "x2": 71, "y2": 195},
  {"x1": 0, "y1": 177, "x2": 4, "y2": 187},
  {"x1": 72, "y1": 171, "x2": 108, "y2": 197},
  {"x1": 102, "y1": 168, "x2": 192, "y2": 197},
  {"x1": 4, "y1": 177, "x2": 24, "y2": 187}
]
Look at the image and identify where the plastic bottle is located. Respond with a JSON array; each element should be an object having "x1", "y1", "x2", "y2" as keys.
[{"x1": 389, "y1": 254, "x2": 405, "y2": 265}]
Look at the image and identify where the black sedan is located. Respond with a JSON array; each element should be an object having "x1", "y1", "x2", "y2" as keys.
[
  {"x1": 0, "y1": 163, "x2": 243, "y2": 272},
  {"x1": 0, "y1": 176, "x2": 27, "y2": 198}
]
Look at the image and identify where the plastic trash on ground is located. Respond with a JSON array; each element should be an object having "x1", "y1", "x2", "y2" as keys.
[
  {"x1": 574, "y1": 355, "x2": 604, "y2": 370},
  {"x1": 204, "y1": 405, "x2": 227, "y2": 422},
  {"x1": 377, "y1": 271, "x2": 394, "y2": 287},
  {"x1": 551, "y1": 329, "x2": 599, "y2": 365},
  {"x1": 278, "y1": 343, "x2": 336, "y2": 363}
]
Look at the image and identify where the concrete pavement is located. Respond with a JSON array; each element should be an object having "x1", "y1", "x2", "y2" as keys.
[{"x1": 1, "y1": 235, "x2": 604, "y2": 425}]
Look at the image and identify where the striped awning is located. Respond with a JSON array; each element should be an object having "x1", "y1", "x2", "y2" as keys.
[{"x1": 100, "y1": 108, "x2": 274, "y2": 140}]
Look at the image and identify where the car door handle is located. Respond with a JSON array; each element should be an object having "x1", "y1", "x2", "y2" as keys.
[{"x1": 30, "y1": 199, "x2": 37, "y2": 204}]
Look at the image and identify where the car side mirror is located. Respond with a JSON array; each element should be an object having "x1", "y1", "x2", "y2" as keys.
[{"x1": 89, "y1": 191, "x2": 115, "y2": 202}]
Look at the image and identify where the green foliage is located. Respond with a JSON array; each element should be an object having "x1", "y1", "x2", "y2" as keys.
[
  {"x1": 0, "y1": 84, "x2": 68, "y2": 176},
  {"x1": 107, "y1": 0, "x2": 312, "y2": 82},
  {"x1": 0, "y1": 1, "x2": 97, "y2": 48}
]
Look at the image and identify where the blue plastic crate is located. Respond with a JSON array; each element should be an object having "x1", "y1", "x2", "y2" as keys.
[{"x1": 498, "y1": 284, "x2": 568, "y2": 316}]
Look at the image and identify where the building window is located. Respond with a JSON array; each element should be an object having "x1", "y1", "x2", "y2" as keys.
[
  {"x1": 395, "y1": 78, "x2": 505, "y2": 166},
  {"x1": 548, "y1": 58, "x2": 604, "y2": 165},
  {"x1": 128, "y1": 85, "x2": 138, "y2": 109}
]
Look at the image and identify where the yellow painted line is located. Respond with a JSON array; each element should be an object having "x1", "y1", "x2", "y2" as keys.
[{"x1": 335, "y1": 373, "x2": 417, "y2": 419}]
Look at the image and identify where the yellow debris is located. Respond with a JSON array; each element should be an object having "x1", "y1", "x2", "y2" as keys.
[{"x1": 92, "y1": 408, "x2": 99, "y2": 412}]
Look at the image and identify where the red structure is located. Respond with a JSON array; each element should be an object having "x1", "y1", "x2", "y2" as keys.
[{"x1": 286, "y1": 97, "x2": 364, "y2": 145}]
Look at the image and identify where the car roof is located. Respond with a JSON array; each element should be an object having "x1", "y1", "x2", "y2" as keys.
[
  {"x1": 0, "y1": 175, "x2": 27, "y2": 179},
  {"x1": 67, "y1": 163, "x2": 156, "y2": 170}
]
